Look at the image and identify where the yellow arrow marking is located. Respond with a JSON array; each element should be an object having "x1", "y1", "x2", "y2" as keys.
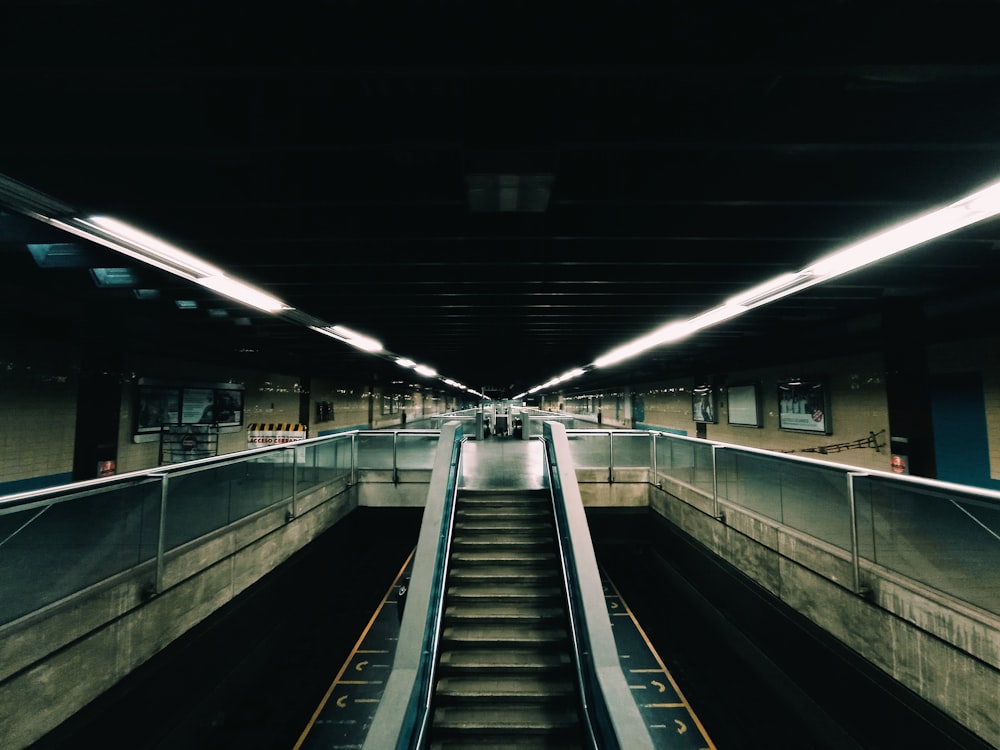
[
  {"x1": 355, "y1": 660, "x2": 369, "y2": 671},
  {"x1": 675, "y1": 719, "x2": 687, "y2": 734},
  {"x1": 336, "y1": 695, "x2": 349, "y2": 709},
  {"x1": 610, "y1": 601, "x2": 619, "y2": 609},
  {"x1": 651, "y1": 680, "x2": 667, "y2": 693}
]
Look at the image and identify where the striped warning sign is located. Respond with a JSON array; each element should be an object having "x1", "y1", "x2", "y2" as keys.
[{"x1": 247, "y1": 423, "x2": 308, "y2": 446}]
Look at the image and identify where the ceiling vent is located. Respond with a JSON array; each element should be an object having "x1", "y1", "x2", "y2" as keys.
[{"x1": 466, "y1": 173, "x2": 553, "y2": 213}]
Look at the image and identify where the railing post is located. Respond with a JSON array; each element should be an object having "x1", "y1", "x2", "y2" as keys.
[
  {"x1": 393, "y1": 430, "x2": 399, "y2": 484},
  {"x1": 608, "y1": 430, "x2": 614, "y2": 484},
  {"x1": 288, "y1": 444, "x2": 299, "y2": 522},
  {"x1": 153, "y1": 473, "x2": 169, "y2": 596},
  {"x1": 351, "y1": 432, "x2": 357, "y2": 486},
  {"x1": 848, "y1": 472, "x2": 866, "y2": 596},
  {"x1": 712, "y1": 444, "x2": 723, "y2": 521},
  {"x1": 652, "y1": 432, "x2": 660, "y2": 487}
]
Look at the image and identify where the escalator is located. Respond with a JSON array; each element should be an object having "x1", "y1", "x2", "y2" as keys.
[{"x1": 427, "y1": 489, "x2": 586, "y2": 748}]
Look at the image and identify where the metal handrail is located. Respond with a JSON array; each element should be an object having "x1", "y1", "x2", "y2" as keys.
[
  {"x1": 541, "y1": 434, "x2": 603, "y2": 749},
  {"x1": 361, "y1": 421, "x2": 465, "y2": 750},
  {"x1": 542, "y1": 421, "x2": 656, "y2": 750}
]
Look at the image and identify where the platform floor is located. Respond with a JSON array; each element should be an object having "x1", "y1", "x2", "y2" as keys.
[{"x1": 459, "y1": 436, "x2": 548, "y2": 491}]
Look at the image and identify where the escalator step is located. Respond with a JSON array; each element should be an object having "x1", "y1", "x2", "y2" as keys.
[
  {"x1": 431, "y1": 704, "x2": 580, "y2": 733},
  {"x1": 454, "y1": 520, "x2": 553, "y2": 532},
  {"x1": 450, "y1": 550, "x2": 557, "y2": 565},
  {"x1": 452, "y1": 535, "x2": 551, "y2": 547},
  {"x1": 438, "y1": 648, "x2": 571, "y2": 671},
  {"x1": 429, "y1": 739, "x2": 582, "y2": 750},
  {"x1": 448, "y1": 566, "x2": 557, "y2": 582},
  {"x1": 445, "y1": 602, "x2": 564, "y2": 621},
  {"x1": 435, "y1": 675, "x2": 576, "y2": 701},
  {"x1": 441, "y1": 623, "x2": 568, "y2": 644},
  {"x1": 446, "y1": 583, "x2": 563, "y2": 600}
]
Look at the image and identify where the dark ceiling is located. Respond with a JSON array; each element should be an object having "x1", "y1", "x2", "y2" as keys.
[{"x1": 3, "y1": 3, "x2": 1000, "y2": 399}]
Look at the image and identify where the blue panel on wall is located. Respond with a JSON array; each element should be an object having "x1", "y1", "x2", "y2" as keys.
[
  {"x1": 0, "y1": 472, "x2": 74, "y2": 497},
  {"x1": 929, "y1": 374, "x2": 1000, "y2": 491}
]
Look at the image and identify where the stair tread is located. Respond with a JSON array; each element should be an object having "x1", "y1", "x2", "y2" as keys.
[
  {"x1": 450, "y1": 551, "x2": 557, "y2": 564},
  {"x1": 449, "y1": 566, "x2": 557, "y2": 580},
  {"x1": 432, "y1": 705, "x2": 580, "y2": 731},
  {"x1": 445, "y1": 602, "x2": 564, "y2": 620},
  {"x1": 452, "y1": 536, "x2": 552, "y2": 546},
  {"x1": 442, "y1": 624, "x2": 569, "y2": 642},
  {"x1": 447, "y1": 583, "x2": 562, "y2": 598},
  {"x1": 439, "y1": 649, "x2": 572, "y2": 670},
  {"x1": 430, "y1": 739, "x2": 582, "y2": 750},
  {"x1": 436, "y1": 675, "x2": 575, "y2": 698}
]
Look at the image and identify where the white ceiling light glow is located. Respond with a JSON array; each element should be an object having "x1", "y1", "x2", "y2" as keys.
[
  {"x1": 310, "y1": 325, "x2": 383, "y2": 353},
  {"x1": 196, "y1": 275, "x2": 288, "y2": 313},
  {"x1": 561, "y1": 175, "x2": 1000, "y2": 387}
]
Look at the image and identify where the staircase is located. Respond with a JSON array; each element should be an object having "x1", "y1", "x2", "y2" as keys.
[{"x1": 428, "y1": 489, "x2": 586, "y2": 749}]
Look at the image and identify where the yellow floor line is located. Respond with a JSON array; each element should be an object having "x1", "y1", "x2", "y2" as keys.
[
  {"x1": 292, "y1": 549, "x2": 414, "y2": 750},
  {"x1": 603, "y1": 571, "x2": 718, "y2": 750}
]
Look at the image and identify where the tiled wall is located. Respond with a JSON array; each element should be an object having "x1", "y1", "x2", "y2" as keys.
[
  {"x1": 0, "y1": 336, "x2": 78, "y2": 492},
  {"x1": 555, "y1": 352, "x2": 894, "y2": 473}
]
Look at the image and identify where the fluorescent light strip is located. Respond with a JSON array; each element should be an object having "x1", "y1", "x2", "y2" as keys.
[
  {"x1": 197, "y1": 275, "x2": 288, "y2": 313},
  {"x1": 51, "y1": 215, "x2": 293, "y2": 314},
  {"x1": 310, "y1": 325, "x2": 383, "y2": 353},
  {"x1": 3, "y1": 185, "x2": 489, "y2": 399},
  {"x1": 578, "y1": 175, "x2": 1000, "y2": 381}
]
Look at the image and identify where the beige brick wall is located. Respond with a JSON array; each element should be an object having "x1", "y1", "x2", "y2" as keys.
[
  {"x1": 554, "y1": 352, "x2": 894, "y2": 473},
  {"x1": 0, "y1": 376, "x2": 77, "y2": 486},
  {"x1": 0, "y1": 340, "x2": 78, "y2": 488}
]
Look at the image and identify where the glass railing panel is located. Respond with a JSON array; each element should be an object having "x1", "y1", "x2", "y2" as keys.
[
  {"x1": 777, "y1": 461, "x2": 851, "y2": 550},
  {"x1": 297, "y1": 437, "x2": 352, "y2": 493},
  {"x1": 232, "y1": 449, "x2": 294, "y2": 520},
  {"x1": 355, "y1": 432, "x2": 395, "y2": 470},
  {"x1": 396, "y1": 432, "x2": 440, "y2": 470},
  {"x1": 611, "y1": 432, "x2": 651, "y2": 469},
  {"x1": 862, "y1": 477, "x2": 1000, "y2": 615},
  {"x1": 716, "y1": 450, "x2": 784, "y2": 523},
  {"x1": 163, "y1": 464, "x2": 239, "y2": 550},
  {"x1": 658, "y1": 437, "x2": 715, "y2": 495},
  {"x1": 0, "y1": 481, "x2": 161, "y2": 626},
  {"x1": 567, "y1": 431, "x2": 611, "y2": 470}
]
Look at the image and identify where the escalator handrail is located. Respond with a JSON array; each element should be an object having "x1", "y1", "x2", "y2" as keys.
[
  {"x1": 361, "y1": 421, "x2": 465, "y2": 750},
  {"x1": 542, "y1": 420, "x2": 657, "y2": 750}
]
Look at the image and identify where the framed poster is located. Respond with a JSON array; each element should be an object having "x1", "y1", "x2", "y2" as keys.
[
  {"x1": 137, "y1": 387, "x2": 180, "y2": 433},
  {"x1": 727, "y1": 383, "x2": 762, "y2": 427},
  {"x1": 777, "y1": 378, "x2": 830, "y2": 434},
  {"x1": 135, "y1": 379, "x2": 244, "y2": 433},
  {"x1": 691, "y1": 384, "x2": 717, "y2": 423}
]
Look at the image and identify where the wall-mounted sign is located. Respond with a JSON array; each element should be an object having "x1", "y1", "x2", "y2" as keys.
[
  {"x1": 247, "y1": 423, "x2": 308, "y2": 447},
  {"x1": 777, "y1": 378, "x2": 830, "y2": 434}
]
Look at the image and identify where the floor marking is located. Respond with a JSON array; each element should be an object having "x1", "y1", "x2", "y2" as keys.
[
  {"x1": 293, "y1": 549, "x2": 414, "y2": 750},
  {"x1": 644, "y1": 702, "x2": 687, "y2": 708},
  {"x1": 602, "y1": 569, "x2": 718, "y2": 750}
]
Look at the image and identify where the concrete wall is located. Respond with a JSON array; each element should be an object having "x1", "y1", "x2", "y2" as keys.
[
  {"x1": 0, "y1": 477, "x2": 357, "y2": 749},
  {"x1": 650, "y1": 475, "x2": 1000, "y2": 748}
]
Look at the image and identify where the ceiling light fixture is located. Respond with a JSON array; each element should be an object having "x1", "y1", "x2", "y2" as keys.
[
  {"x1": 570, "y1": 175, "x2": 1000, "y2": 385},
  {"x1": 310, "y1": 325, "x2": 384, "y2": 353}
]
